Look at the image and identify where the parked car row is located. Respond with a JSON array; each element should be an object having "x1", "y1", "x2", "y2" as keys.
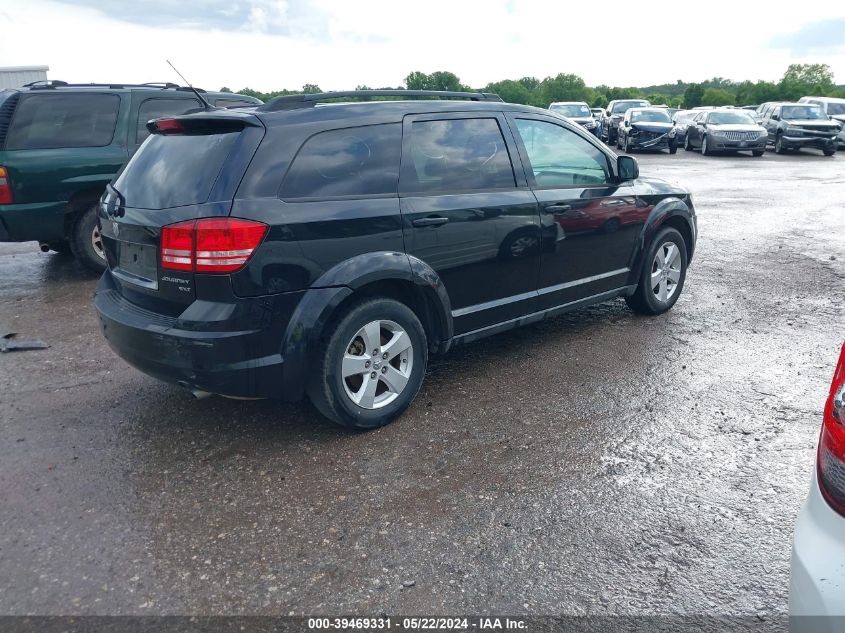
[{"x1": 549, "y1": 97, "x2": 842, "y2": 159}]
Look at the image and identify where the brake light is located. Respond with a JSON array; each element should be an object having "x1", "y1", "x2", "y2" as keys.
[
  {"x1": 153, "y1": 118, "x2": 185, "y2": 135},
  {"x1": 817, "y1": 343, "x2": 845, "y2": 516},
  {"x1": 160, "y1": 218, "x2": 267, "y2": 274},
  {"x1": 0, "y1": 166, "x2": 12, "y2": 204},
  {"x1": 160, "y1": 220, "x2": 194, "y2": 271}
]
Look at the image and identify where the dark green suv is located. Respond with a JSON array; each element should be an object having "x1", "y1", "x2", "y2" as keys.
[{"x1": 0, "y1": 81, "x2": 261, "y2": 271}]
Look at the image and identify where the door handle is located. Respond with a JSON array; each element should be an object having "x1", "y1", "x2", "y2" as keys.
[
  {"x1": 543, "y1": 204, "x2": 572, "y2": 214},
  {"x1": 412, "y1": 216, "x2": 449, "y2": 227}
]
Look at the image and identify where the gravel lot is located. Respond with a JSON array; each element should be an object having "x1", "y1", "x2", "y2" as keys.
[{"x1": 1, "y1": 148, "x2": 843, "y2": 624}]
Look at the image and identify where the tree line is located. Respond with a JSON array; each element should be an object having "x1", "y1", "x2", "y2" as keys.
[{"x1": 222, "y1": 63, "x2": 844, "y2": 109}]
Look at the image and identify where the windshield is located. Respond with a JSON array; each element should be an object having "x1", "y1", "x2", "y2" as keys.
[
  {"x1": 612, "y1": 101, "x2": 649, "y2": 114},
  {"x1": 828, "y1": 103, "x2": 845, "y2": 116},
  {"x1": 782, "y1": 105, "x2": 828, "y2": 120},
  {"x1": 631, "y1": 110, "x2": 671, "y2": 123},
  {"x1": 550, "y1": 104, "x2": 591, "y2": 118},
  {"x1": 708, "y1": 111, "x2": 755, "y2": 125}
]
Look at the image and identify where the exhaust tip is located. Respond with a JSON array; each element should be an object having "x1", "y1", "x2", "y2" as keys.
[
  {"x1": 190, "y1": 389, "x2": 212, "y2": 400},
  {"x1": 39, "y1": 242, "x2": 51, "y2": 253}
]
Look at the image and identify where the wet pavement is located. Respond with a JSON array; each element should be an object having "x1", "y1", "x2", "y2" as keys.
[{"x1": 1, "y1": 149, "x2": 843, "y2": 621}]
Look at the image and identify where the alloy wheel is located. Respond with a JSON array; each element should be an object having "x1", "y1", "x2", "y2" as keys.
[
  {"x1": 341, "y1": 319, "x2": 414, "y2": 410},
  {"x1": 91, "y1": 225, "x2": 105, "y2": 260},
  {"x1": 651, "y1": 242, "x2": 682, "y2": 303}
]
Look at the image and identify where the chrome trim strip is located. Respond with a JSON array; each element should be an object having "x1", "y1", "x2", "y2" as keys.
[{"x1": 451, "y1": 268, "x2": 629, "y2": 318}]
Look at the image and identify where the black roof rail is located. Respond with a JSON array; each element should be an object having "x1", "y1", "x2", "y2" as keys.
[
  {"x1": 259, "y1": 89, "x2": 504, "y2": 112},
  {"x1": 21, "y1": 81, "x2": 208, "y2": 92},
  {"x1": 23, "y1": 80, "x2": 68, "y2": 88}
]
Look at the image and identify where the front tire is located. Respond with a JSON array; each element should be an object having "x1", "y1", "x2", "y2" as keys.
[
  {"x1": 775, "y1": 133, "x2": 786, "y2": 155},
  {"x1": 69, "y1": 205, "x2": 107, "y2": 273},
  {"x1": 752, "y1": 150, "x2": 764, "y2": 157},
  {"x1": 823, "y1": 148, "x2": 836, "y2": 157},
  {"x1": 625, "y1": 227, "x2": 688, "y2": 316},
  {"x1": 307, "y1": 298, "x2": 427, "y2": 430},
  {"x1": 701, "y1": 136, "x2": 712, "y2": 156},
  {"x1": 684, "y1": 135, "x2": 693, "y2": 151}
]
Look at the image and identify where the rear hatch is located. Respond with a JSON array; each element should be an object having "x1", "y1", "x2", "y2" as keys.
[{"x1": 100, "y1": 112, "x2": 265, "y2": 314}]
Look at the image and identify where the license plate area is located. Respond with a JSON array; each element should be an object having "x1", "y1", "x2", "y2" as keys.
[{"x1": 116, "y1": 241, "x2": 159, "y2": 289}]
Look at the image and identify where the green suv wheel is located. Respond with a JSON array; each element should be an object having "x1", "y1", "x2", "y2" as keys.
[{"x1": 70, "y1": 206, "x2": 107, "y2": 273}]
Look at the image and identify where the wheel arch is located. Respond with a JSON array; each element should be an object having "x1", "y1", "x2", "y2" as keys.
[
  {"x1": 278, "y1": 252, "x2": 453, "y2": 401},
  {"x1": 627, "y1": 198, "x2": 696, "y2": 287},
  {"x1": 64, "y1": 187, "x2": 105, "y2": 236}
]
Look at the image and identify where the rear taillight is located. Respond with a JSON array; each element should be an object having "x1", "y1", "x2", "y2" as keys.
[
  {"x1": 817, "y1": 344, "x2": 845, "y2": 516},
  {"x1": 160, "y1": 218, "x2": 267, "y2": 274},
  {"x1": 0, "y1": 166, "x2": 12, "y2": 204}
]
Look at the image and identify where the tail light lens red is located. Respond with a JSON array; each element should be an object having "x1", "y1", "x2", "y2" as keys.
[
  {"x1": 160, "y1": 218, "x2": 268, "y2": 274},
  {"x1": 0, "y1": 166, "x2": 13, "y2": 204},
  {"x1": 817, "y1": 343, "x2": 845, "y2": 516}
]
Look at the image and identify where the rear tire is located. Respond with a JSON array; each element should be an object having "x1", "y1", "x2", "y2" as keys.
[
  {"x1": 69, "y1": 205, "x2": 107, "y2": 273},
  {"x1": 625, "y1": 227, "x2": 688, "y2": 316},
  {"x1": 307, "y1": 297, "x2": 428, "y2": 430}
]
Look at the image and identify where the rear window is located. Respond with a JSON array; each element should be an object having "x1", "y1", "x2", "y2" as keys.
[
  {"x1": 281, "y1": 123, "x2": 401, "y2": 199},
  {"x1": 401, "y1": 118, "x2": 515, "y2": 194},
  {"x1": 113, "y1": 132, "x2": 238, "y2": 209},
  {"x1": 5, "y1": 93, "x2": 120, "y2": 150},
  {"x1": 215, "y1": 99, "x2": 258, "y2": 108}
]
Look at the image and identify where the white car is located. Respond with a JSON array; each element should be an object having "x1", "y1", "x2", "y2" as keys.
[{"x1": 790, "y1": 343, "x2": 845, "y2": 626}]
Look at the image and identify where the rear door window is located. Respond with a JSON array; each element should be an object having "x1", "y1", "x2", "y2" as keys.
[
  {"x1": 135, "y1": 97, "x2": 201, "y2": 144},
  {"x1": 113, "y1": 132, "x2": 239, "y2": 209},
  {"x1": 5, "y1": 93, "x2": 120, "y2": 150},
  {"x1": 400, "y1": 117, "x2": 516, "y2": 194},
  {"x1": 281, "y1": 123, "x2": 401, "y2": 199}
]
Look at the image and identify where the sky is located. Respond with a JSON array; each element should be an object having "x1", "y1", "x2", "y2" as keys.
[{"x1": 1, "y1": 0, "x2": 845, "y2": 93}]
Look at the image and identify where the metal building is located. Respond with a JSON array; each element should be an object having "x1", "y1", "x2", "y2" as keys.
[{"x1": 0, "y1": 66, "x2": 49, "y2": 89}]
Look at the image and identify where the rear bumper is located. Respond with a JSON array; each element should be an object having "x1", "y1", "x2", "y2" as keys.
[
  {"x1": 790, "y1": 470, "x2": 845, "y2": 620},
  {"x1": 93, "y1": 272, "x2": 306, "y2": 399},
  {"x1": 0, "y1": 201, "x2": 68, "y2": 242}
]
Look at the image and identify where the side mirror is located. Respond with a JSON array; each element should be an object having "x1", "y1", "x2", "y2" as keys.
[
  {"x1": 617, "y1": 155, "x2": 639, "y2": 181},
  {"x1": 771, "y1": 115, "x2": 780, "y2": 121}
]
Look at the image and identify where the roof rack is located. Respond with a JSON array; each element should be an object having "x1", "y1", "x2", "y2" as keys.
[
  {"x1": 21, "y1": 81, "x2": 207, "y2": 92},
  {"x1": 259, "y1": 90, "x2": 503, "y2": 112}
]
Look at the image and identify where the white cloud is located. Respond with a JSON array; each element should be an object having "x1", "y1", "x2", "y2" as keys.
[{"x1": 1, "y1": 0, "x2": 844, "y2": 93}]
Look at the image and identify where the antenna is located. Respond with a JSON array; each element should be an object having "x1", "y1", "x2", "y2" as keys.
[{"x1": 166, "y1": 59, "x2": 216, "y2": 111}]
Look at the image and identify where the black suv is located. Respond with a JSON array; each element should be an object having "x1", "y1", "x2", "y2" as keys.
[
  {"x1": 94, "y1": 90, "x2": 697, "y2": 429},
  {"x1": 0, "y1": 81, "x2": 261, "y2": 271}
]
